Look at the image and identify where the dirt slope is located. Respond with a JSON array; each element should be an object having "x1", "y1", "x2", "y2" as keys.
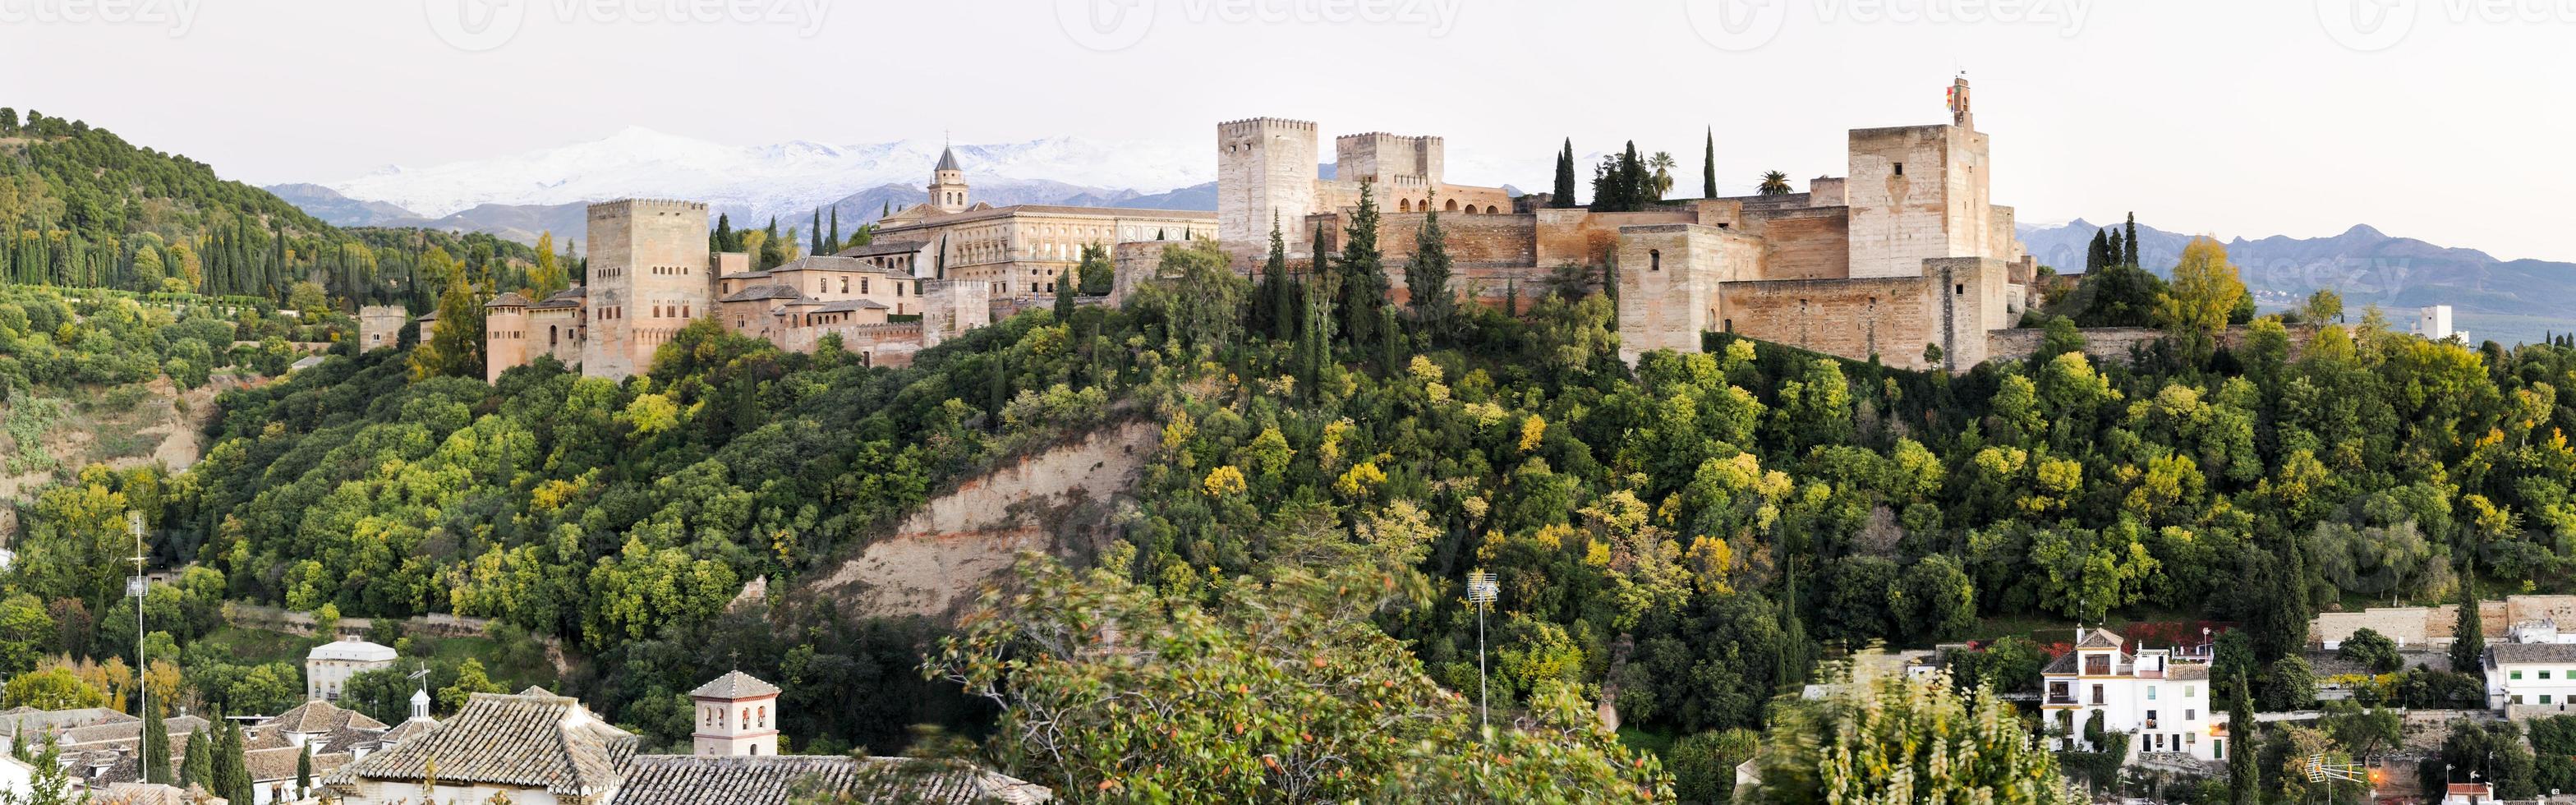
[{"x1": 809, "y1": 421, "x2": 1158, "y2": 619}]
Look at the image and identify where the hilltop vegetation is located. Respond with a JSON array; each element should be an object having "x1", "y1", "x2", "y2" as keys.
[
  {"x1": 0, "y1": 107, "x2": 573, "y2": 314},
  {"x1": 2, "y1": 158, "x2": 2574, "y2": 799}
]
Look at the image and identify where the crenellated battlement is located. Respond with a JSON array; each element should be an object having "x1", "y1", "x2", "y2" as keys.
[
  {"x1": 589, "y1": 198, "x2": 709, "y2": 216},
  {"x1": 1218, "y1": 117, "x2": 1316, "y2": 132}
]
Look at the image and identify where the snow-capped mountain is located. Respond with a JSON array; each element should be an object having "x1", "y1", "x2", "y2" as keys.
[{"x1": 312, "y1": 126, "x2": 1215, "y2": 223}]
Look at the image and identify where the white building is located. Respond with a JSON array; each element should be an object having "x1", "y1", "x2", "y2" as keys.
[
  {"x1": 304, "y1": 637, "x2": 398, "y2": 702},
  {"x1": 2416, "y1": 305, "x2": 2469, "y2": 343},
  {"x1": 2040, "y1": 628, "x2": 2225, "y2": 762},
  {"x1": 2483, "y1": 642, "x2": 2576, "y2": 712}
]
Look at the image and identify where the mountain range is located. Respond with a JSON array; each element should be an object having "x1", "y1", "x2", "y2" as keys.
[{"x1": 2022, "y1": 218, "x2": 2576, "y2": 346}]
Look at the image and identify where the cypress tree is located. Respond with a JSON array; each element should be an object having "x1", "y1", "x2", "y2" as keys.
[
  {"x1": 1336, "y1": 183, "x2": 1387, "y2": 354},
  {"x1": 810, "y1": 209, "x2": 824, "y2": 255},
  {"x1": 1702, "y1": 127, "x2": 1718, "y2": 199},
  {"x1": 1503, "y1": 278, "x2": 1519, "y2": 317},
  {"x1": 2123, "y1": 212, "x2": 2141, "y2": 267},
  {"x1": 1404, "y1": 202, "x2": 1455, "y2": 340},
  {"x1": 1552, "y1": 138, "x2": 1576, "y2": 208},
  {"x1": 714, "y1": 214, "x2": 734, "y2": 252},
  {"x1": 1260, "y1": 213, "x2": 1292, "y2": 341},
  {"x1": 2105, "y1": 229, "x2": 2125, "y2": 270},
  {"x1": 828, "y1": 208, "x2": 842, "y2": 254},
  {"x1": 1054, "y1": 265, "x2": 1076, "y2": 320},
  {"x1": 2226, "y1": 670, "x2": 2259, "y2": 805},
  {"x1": 177, "y1": 713, "x2": 208, "y2": 789},
  {"x1": 142, "y1": 697, "x2": 171, "y2": 784},
  {"x1": 2454, "y1": 568, "x2": 2485, "y2": 674},
  {"x1": 297, "y1": 743, "x2": 312, "y2": 799},
  {"x1": 2086, "y1": 229, "x2": 2108, "y2": 272}
]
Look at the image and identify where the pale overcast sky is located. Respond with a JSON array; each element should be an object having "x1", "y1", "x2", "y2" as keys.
[{"x1": 3, "y1": 0, "x2": 2572, "y2": 260}]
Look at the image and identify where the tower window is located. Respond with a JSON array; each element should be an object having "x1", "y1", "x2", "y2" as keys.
[
  {"x1": 1893, "y1": 163, "x2": 1904, "y2": 176},
  {"x1": 1649, "y1": 250, "x2": 1660, "y2": 271}
]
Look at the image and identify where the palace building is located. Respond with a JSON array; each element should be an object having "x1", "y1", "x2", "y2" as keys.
[{"x1": 489, "y1": 77, "x2": 2042, "y2": 380}]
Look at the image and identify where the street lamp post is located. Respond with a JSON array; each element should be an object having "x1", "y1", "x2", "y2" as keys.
[
  {"x1": 1466, "y1": 570, "x2": 1498, "y2": 738},
  {"x1": 126, "y1": 510, "x2": 150, "y2": 775}
]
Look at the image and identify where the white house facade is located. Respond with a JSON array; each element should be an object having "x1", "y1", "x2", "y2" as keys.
[{"x1": 2040, "y1": 628, "x2": 2225, "y2": 763}]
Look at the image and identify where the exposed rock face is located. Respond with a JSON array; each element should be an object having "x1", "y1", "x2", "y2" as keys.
[{"x1": 811, "y1": 421, "x2": 1158, "y2": 619}]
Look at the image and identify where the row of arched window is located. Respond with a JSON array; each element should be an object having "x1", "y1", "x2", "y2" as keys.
[{"x1": 1396, "y1": 199, "x2": 1502, "y2": 214}]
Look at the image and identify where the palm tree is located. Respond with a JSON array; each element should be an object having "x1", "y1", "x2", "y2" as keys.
[
  {"x1": 1645, "y1": 152, "x2": 1677, "y2": 200},
  {"x1": 1757, "y1": 170, "x2": 1792, "y2": 196}
]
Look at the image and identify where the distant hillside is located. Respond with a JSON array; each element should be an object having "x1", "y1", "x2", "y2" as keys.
[
  {"x1": 2024, "y1": 218, "x2": 2576, "y2": 345},
  {"x1": 0, "y1": 105, "x2": 559, "y2": 309}
]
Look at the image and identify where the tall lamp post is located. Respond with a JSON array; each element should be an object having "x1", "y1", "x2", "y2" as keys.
[
  {"x1": 1466, "y1": 570, "x2": 1498, "y2": 738},
  {"x1": 126, "y1": 511, "x2": 150, "y2": 759}
]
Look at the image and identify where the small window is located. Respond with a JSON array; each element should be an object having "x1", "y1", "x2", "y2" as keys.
[
  {"x1": 2513, "y1": 670, "x2": 2524, "y2": 680},
  {"x1": 1893, "y1": 162, "x2": 1904, "y2": 176},
  {"x1": 1649, "y1": 250, "x2": 1660, "y2": 271},
  {"x1": 2146, "y1": 687, "x2": 2157, "y2": 701},
  {"x1": 2185, "y1": 709, "x2": 2196, "y2": 720},
  {"x1": 1955, "y1": 283, "x2": 1966, "y2": 295}
]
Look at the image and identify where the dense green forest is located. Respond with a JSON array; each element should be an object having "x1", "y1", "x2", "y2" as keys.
[
  {"x1": 3, "y1": 145, "x2": 2573, "y2": 800},
  {"x1": 0, "y1": 108, "x2": 573, "y2": 312}
]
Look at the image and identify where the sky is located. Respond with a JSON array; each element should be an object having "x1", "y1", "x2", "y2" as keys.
[{"x1": 3, "y1": 0, "x2": 2574, "y2": 260}]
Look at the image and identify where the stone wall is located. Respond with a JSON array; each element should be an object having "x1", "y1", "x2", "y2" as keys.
[
  {"x1": 1745, "y1": 207, "x2": 1851, "y2": 281},
  {"x1": 775, "y1": 321, "x2": 925, "y2": 367},
  {"x1": 1718, "y1": 274, "x2": 1937, "y2": 369},
  {"x1": 1985, "y1": 327, "x2": 2168, "y2": 366},
  {"x1": 1536, "y1": 208, "x2": 1693, "y2": 270},
  {"x1": 2306, "y1": 596, "x2": 2576, "y2": 647},
  {"x1": 1615, "y1": 224, "x2": 1764, "y2": 363},
  {"x1": 1372, "y1": 212, "x2": 1539, "y2": 306}
]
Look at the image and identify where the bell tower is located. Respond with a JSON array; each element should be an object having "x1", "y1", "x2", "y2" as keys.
[
  {"x1": 1948, "y1": 74, "x2": 1973, "y2": 130},
  {"x1": 928, "y1": 145, "x2": 970, "y2": 214},
  {"x1": 689, "y1": 670, "x2": 782, "y2": 757}
]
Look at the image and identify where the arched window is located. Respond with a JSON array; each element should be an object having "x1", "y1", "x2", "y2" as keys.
[
  {"x1": 1444, "y1": 199, "x2": 1458, "y2": 212},
  {"x1": 1485, "y1": 205, "x2": 1498, "y2": 214},
  {"x1": 1399, "y1": 199, "x2": 1411, "y2": 212}
]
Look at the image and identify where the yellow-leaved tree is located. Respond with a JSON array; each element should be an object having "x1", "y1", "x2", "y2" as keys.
[{"x1": 2158, "y1": 236, "x2": 2246, "y2": 338}]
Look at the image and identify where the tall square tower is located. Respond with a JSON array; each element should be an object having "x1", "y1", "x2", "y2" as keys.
[
  {"x1": 1217, "y1": 117, "x2": 1320, "y2": 262},
  {"x1": 582, "y1": 199, "x2": 712, "y2": 379}
]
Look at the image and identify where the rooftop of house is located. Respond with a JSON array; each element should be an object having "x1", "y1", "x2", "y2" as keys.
[
  {"x1": 2489, "y1": 642, "x2": 2576, "y2": 665},
  {"x1": 261, "y1": 699, "x2": 390, "y2": 736},
  {"x1": 307, "y1": 637, "x2": 398, "y2": 663},
  {"x1": 616, "y1": 754, "x2": 1051, "y2": 805},
  {"x1": 323, "y1": 687, "x2": 635, "y2": 797},
  {"x1": 688, "y1": 670, "x2": 783, "y2": 701}
]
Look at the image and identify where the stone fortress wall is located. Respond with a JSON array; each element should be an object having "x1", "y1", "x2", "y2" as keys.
[{"x1": 490, "y1": 78, "x2": 2058, "y2": 381}]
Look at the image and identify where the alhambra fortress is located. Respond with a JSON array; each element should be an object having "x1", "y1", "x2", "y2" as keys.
[{"x1": 453, "y1": 78, "x2": 2039, "y2": 381}]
